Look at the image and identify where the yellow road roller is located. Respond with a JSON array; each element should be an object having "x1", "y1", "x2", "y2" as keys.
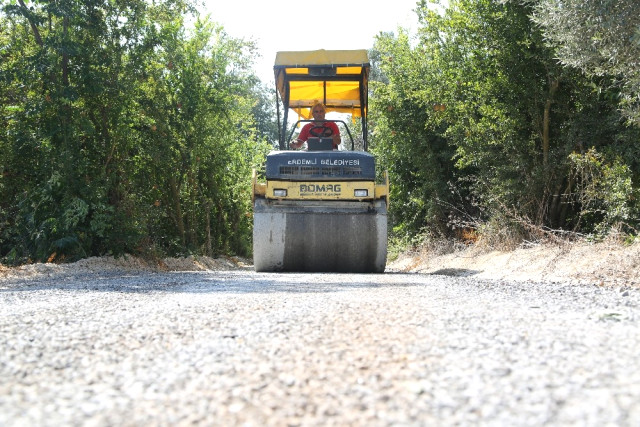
[{"x1": 252, "y1": 49, "x2": 388, "y2": 272}]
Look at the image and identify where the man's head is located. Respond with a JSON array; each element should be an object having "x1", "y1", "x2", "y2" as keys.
[{"x1": 311, "y1": 102, "x2": 326, "y2": 120}]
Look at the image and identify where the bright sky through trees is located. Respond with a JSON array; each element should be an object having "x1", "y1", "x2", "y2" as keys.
[{"x1": 201, "y1": 0, "x2": 419, "y2": 82}]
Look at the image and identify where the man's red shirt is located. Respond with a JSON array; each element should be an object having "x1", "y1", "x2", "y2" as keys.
[{"x1": 299, "y1": 121, "x2": 340, "y2": 147}]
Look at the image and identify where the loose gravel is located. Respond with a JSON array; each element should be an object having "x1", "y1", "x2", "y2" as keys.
[{"x1": 1, "y1": 267, "x2": 639, "y2": 426}]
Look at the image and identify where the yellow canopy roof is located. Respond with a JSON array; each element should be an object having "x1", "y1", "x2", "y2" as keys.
[
  {"x1": 274, "y1": 49, "x2": 370, "y2": 119},
  {"x1": 274, "y1": 49, "x2": 369, "y2": 68}
]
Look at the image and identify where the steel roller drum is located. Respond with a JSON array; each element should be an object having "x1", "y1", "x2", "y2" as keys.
[{"x1": 253, "y1": 199, "x2": 387, "y2": 273}]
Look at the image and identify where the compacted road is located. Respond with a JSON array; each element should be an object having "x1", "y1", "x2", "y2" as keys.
[{"x1": 1, "y1": 266, "x2": 639, "y2": 426}]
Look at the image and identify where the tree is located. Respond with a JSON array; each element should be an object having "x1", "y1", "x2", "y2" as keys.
[
  {"x1": 371, "y1": 0, "x2": 640, "y2": 242},
  {"x1": 370, "y1": 31, "x2": 457, "y2": 238},
  {"x1": 0, "y1": 1, "x2": 268, "y2": 262},
  {"x1": 251, "y1": 82, "x2": 280, "y2": 148},
  {"x1": 532, "y1": 0, "x2": 640, "y2": 126}
]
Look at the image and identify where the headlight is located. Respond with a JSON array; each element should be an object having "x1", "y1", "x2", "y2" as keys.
[
  {"x1": 273, "y1": 189, "x2": 287, "y2": 197},
  {"x1": 354, "y1": 189, "x2": 368, "y2": 197}
]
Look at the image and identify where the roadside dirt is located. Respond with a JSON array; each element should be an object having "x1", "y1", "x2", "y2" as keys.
[
  {"x1": 0, "y1": 255, "x2": 251, "y2": 282},
  {"x1": 1, "y1": 241, "x2": 638, "y2": 288},
  {"x1": 387, "y1": 240, "x2": 640, "y2": 288}
]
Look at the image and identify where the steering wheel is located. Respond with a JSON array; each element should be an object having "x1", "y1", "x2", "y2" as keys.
[{"x1": 309, "y1": 124, "x2": 334, "y2": 137}]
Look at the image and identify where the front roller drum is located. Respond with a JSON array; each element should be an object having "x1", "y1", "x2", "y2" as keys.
[{"x1": 253, "y1": 199, "x2": 387, "y2": 273}]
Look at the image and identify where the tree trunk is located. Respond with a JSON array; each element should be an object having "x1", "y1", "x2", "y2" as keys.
[
  {"x1": 205, "y1": 200, "x2": 212, "y2": 256},
  {"x1": 62, "y1": 16, "x2": 69, "y2": 87},
  {"x1": 18, "y1": 0, "x2": 43, "y2": 47},
  {"x1": 542, "y1": 79, "x2": 560, "y2": 165},
  {"x1": 169, "y1": 175, "x2": 186, "y2": 247}
]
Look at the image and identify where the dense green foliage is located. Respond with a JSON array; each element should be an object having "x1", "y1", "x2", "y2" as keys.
[
  {"x1": 532, "y1": 0, "x2": 640, "y2": 126},
  {"x1": 0, "y1": 0, "x2": 272, "y2": 263},
  {"x1": 370, "y1": 0, "x2": 640, "y2": 244},
  {"x1": 2, "y1": 0, "x2": 638, "y2": 264}
]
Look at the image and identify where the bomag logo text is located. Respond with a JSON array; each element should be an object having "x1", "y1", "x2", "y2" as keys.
[{"x1": 300, "y1": 184, "x2": 341, "y2": 194}]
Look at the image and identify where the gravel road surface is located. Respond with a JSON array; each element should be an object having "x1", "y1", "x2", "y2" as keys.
[{"x1": 1, "y1": 266, "x2": 639, "y2": 426}]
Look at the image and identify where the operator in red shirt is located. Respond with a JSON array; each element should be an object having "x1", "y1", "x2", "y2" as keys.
[{"x1": 291, "y1": 102, "x2": 341, "y2": 150}]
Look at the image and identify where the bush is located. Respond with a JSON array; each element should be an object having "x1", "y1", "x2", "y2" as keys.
[{"x1": 569, "y1": 148, "x2": 639, "y2": 238}]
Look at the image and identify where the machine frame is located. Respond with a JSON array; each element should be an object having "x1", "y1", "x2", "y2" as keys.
[{"x1": 252, "y1": 49, "x2": 388, "y2": 273}]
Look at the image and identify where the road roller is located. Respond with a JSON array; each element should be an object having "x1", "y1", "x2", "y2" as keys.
[{"x1": 252, "y1": 49, "x2": 388, "y2": 272}]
